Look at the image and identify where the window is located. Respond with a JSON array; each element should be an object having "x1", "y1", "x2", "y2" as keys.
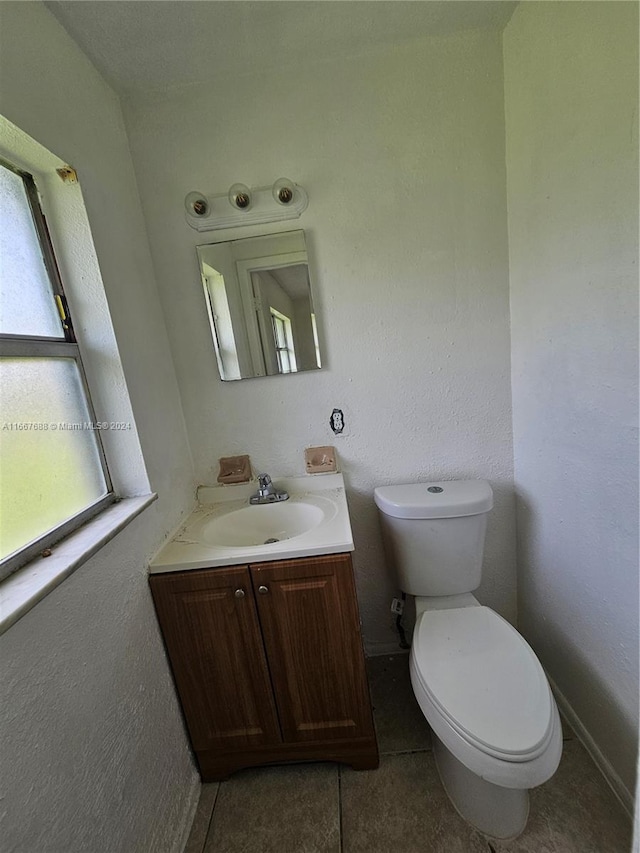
[
  {"x1": 270, "y1": 308, "x2": 297, "y2": 374},
  {"x1": 0, "y1": 158, "x2": 114, "y2": 580}
]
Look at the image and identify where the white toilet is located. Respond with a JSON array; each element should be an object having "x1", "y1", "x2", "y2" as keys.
[{"x1": 374, "y1": 480, "x2": 562, "y2": 839}]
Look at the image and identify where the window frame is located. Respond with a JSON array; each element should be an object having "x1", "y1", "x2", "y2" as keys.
[{"x1": 0, "y1": 157, "x2": 114, "y2": 581}]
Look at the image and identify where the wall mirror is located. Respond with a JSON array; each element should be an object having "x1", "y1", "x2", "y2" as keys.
[{"x1": 197, "y1": 231, "x2": 322, "y2": 381}]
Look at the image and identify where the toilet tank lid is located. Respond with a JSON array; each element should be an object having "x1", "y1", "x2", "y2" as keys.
[{"x1": 374, "y1": 480, "x2": 493, "y2": 519}]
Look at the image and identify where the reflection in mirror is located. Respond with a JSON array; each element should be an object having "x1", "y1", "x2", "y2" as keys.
[{"x1": 197, "y1": 231, "x2": 322, "y2": 381}]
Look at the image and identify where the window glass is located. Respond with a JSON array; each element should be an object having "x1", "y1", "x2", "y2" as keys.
[
  {"x1": 0, "y1": 166, "x2": 63, "y2": 337},
  {"x1": 0, "y1": 358, "x2": 108, "y2": 561}
]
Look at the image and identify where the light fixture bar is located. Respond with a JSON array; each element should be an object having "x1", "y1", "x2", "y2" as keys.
[{"x1": 184, "y1": 180, "x2": 308, "y2": 232}]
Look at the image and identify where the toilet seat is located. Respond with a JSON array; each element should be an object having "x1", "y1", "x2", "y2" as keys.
[
  {"x1": 410, "y1": 606, "x2": 562, "y2": 788},
  {"x1": 412, "y1": 606, "x2": 553, "y2": 760}
]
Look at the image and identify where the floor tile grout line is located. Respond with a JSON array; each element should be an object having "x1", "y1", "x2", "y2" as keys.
[
  {"x1": 379, "y1": 746, "x2": 432, "y2": 757},
  {"x1": 200, "y1": 784, "x2": 221, "y2": 853}
]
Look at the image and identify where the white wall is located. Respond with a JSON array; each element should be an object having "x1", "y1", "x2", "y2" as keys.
[
  {"x1": 124, "y1": 28, "x2": 517, "y2": 652},
  {"x1": 504, "y1": 1, "x2": 639, "y2": 805},
  {"x1": 0, "y1": 4, "x2": 199, "y2": 851}
]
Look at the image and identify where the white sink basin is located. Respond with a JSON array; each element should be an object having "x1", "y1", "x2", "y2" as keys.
[
  {"x1": 190, "y1": 496, "x2": 332, "y2": 547},
  {"x1": 149, "y1": 473, "x2": 354, "y2": 573}
]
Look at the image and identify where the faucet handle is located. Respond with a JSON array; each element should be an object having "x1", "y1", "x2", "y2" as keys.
[{"x1": 258, "y1": 473, "x2": 271, "y2": 488}]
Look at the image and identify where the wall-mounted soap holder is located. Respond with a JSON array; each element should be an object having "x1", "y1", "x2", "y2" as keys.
[
  {"x1": 305, "y1": 446, "x2": 338, "y2": 474},
  {"x1": 217, "y1": 454, "x2": 252, "y2": 484}
]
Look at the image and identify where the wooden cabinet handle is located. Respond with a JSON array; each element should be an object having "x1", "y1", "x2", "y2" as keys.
[
  {"x1": 258, "y1": 585, "x2": 269, "y2": 595},
  {"x1": 234, "y1": 588, "x2": 246, "y2": 598}
]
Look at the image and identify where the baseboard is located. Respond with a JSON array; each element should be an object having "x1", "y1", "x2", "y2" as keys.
[{"x1": 547, "y1": 674, "x2": 634, "y2": 818}]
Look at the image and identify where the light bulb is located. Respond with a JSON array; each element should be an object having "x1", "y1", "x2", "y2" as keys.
[
  {"x1": 272, "y1": 177, "x2": 295, "y2": 206},
  {"x1": 228, "y1": 183, "x2": 252, "y2": 211},
  {"x1": 184, "y1": 192, "x2": 209, "y2": 217}
]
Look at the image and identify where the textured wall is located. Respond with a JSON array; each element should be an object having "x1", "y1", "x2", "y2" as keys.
[
  {"x1": 0, "y1": 4, "x2": 199, "y2": 851},
  {"x1": 0, "y1": 528, "x2": 196, "y2": 853},
  {"x1": 504, "y1": 1, "x2": 639, "y2": 804},
  {"x1": 124, "y1": 28, "x2": 516, "y2": 652}
]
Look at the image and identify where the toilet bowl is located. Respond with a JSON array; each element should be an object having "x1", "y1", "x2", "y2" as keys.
[
  {"x1": 374, "y1": 480, "x2": 562, "y2": 839},
  {"x1": 409, "y1": 599, "x2": 562, "y2": 838}
]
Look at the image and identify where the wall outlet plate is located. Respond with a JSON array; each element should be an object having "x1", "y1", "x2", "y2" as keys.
[{"x1": 330, "y1": 408, "x2": 345, "y2": 434}]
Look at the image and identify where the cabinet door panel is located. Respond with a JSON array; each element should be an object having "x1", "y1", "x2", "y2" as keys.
[
  {"x1": 251, "y1": 554, "x2": 374, "y2": 744},
  {"x1": 150, "y1": 566, "x2": 281, "y2": 752}
]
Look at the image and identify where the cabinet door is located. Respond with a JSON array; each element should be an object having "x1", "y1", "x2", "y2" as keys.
[
  {"x1": 149, "y1": 566, "x2": 281, "y2": 753},
  {"x1": 251, "y1": 554, "x2": 374, "y2": 744}
]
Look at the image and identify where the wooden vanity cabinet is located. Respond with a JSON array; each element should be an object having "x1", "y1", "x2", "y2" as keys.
[
  {"x1": 149, "y1": 553, "x2": 379, "y2": 781},
  {"x1": 148, "y1": 564, "x2": 280, "y2": 755}
]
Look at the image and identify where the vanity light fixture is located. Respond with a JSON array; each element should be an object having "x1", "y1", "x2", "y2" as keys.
[{"x1": 184, "y1": 178, "x2": 308, "y2": 232}]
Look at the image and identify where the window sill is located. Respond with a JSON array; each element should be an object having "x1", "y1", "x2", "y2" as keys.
[{"x1": 0, "y1": 494, "x2": 157, "y2": 635}]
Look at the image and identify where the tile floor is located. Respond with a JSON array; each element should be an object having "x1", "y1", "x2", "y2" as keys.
[{"x1": 184, "y1": 654, "x2": 633, "y2": 853}]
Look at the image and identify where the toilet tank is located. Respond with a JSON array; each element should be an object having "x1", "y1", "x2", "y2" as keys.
[{"x1": 374, "y1": 481, "x2": 493, "y2": 596}]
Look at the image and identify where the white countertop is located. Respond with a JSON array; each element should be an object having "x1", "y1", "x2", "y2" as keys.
[{"x1": 149, "y1": 473, "x2": 354, "y2": 574}]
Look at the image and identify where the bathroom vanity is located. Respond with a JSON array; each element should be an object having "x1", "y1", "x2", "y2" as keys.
[{"x1": 148, "y1": 475, "x2": 378, "y2": 781}]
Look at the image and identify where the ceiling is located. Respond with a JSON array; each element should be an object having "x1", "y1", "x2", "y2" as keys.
[
  {"x1": 46, "y1": 1, "x2": 517, "y2": 99},
  {"x1": 268, "y1": 264, "x2": 311, "y2": 301}
]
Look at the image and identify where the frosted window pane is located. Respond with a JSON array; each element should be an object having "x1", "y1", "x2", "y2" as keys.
[
  {"x1": 0, "y1": 358, "x2": 108, "y2": 560},
  {"x1": 0, "y1": 166, "x2": 63, "y2": 337}
]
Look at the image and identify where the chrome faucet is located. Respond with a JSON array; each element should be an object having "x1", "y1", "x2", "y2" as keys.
[{"x1": 249, "y1": 473, "x2": 290, "y2": 505}]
